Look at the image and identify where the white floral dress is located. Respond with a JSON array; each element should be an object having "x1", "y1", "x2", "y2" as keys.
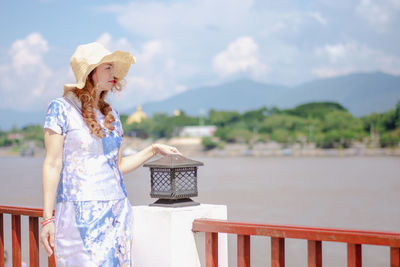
[{"x1": 44, "y1": 92, "x2": 132, "y2": 267}]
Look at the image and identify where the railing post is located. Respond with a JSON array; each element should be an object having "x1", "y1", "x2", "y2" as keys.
[
  {"x1": 11, "y1": 215, "x2": 21, "y2": 267},
  {"x1": 206, "y1": 232, "x2": 218, "y2": 267},
  {"x1": 391, "y1": 247, "x2": 400, "y2": 267},
  {"x1": 347, "y1": 243, "x2": 362, "y2": 267},
  {"x1": 48, "y1": 253, "x2": 56, "y2": 267},
  {"x1": 29, "y1": 217, "x2": 39, "y2": 267},
  {"x1": 308, "y1": 240, "x2": 322, "y2": 267},
  {"x1": 238, "y1": 235, "x2": 250, "y2": 267},
  {"x1": 0, "y1": 214, "x2": 4, "y2": 267},
  {"x1": 271, "y1": 237, "x2": 285, "y2": 267}
]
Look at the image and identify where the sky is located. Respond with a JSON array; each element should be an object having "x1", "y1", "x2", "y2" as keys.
[{"x1": 1, "y1": 0, "x2": 400, "y2": 112}]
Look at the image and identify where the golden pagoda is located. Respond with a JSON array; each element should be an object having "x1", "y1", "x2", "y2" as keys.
[
  {"x1": 126, "y1": 105, "x2": 147, "y2": 124},
  {"x1": 173, "y1": 109, "x2": 181, "y2": 116}
]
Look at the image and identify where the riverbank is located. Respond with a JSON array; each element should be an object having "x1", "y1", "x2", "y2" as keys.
[
  {"x1": 173, "y1": 140, "x2": 400, "y2": 157},
  {"x1": 2, "y1": 136, "x2": 399, "y2": 158},
  {"x1": 122, "y1": 137, "x2": 400, "y2": 157}
]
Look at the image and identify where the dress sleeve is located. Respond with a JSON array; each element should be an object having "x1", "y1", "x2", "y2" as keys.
[{"x1": 43, "y1": 99, "x2": 68, "y2": 136}]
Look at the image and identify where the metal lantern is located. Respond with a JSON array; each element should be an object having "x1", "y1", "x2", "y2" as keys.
[{"x1": 143, "y1": 154, "x2": 204, "y2": 207}]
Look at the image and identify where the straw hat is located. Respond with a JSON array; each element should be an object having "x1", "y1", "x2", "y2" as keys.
[{"x1": 64, "y1": 42, "x2": 136, "y2": 91}]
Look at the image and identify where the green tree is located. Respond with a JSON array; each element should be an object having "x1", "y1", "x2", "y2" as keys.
[
  {"x1": 271, "y1": 129, "x2": 293, "y2": 144},
  {"x1": 395, "y1": 101, "x2": 400, "y2": 128},
  {"x1": 151, "y1": 113, "x2": 173, "y2": 138},
  {"x1": 318, "y1": 110, "x2": 364, "y2": 148},
  {"x1": 259, "y1": 114, "x2": 309, "y2": 134},
  {"x1": 124, "y1": 118, "x2": 154, "y2": 138},
  {"x1": 0, "y1": 136, "x2": 13, "y2": 147},
  {"x1": 379, "y1": 129, "x2": 400, "y2": 147},
  {"x1": 202, "y1": 137, "x2": 218, "y2": 150},
  {"x1": 208, "y1": 110, "x2": 241, "y2": 127},
  {"x1": 361, "y1": 113, "x2": 384, "y2": 134},
  {"x1": 21, "y1": 125, "x2": 44, "y2": 144},
  {"x1": 214, "y1": 127, "x2": 236, "y2": 143},
  {"x1": 322, "y1": 110, "x2": 362, "y2": 132},
  {"x1": 119, "y1": 114, "x2": 129, "y2": 130},
  {"x1": 285, "y1": 102, "x2": 346, "y2": 119},
  {"x1": 380, "y1": 109, "x2": 397, "y2": 131},
  {"x1": 145, "y1": 112, "x2": 199, "y2": 138},
  {"x1": 241, "y1": 107, "x2": 267, "y2": 132}
]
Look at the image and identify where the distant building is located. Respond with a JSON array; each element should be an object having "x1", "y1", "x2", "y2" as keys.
[
  {"x1": 126, "y1": 106, "x2": 147, "y2": 124},
  {"x1": 179, "y1": 126, "x2": 217, "y2": 138},
  {"x1": 7, "y1": 133, "x2": 23, "y2": 140}
]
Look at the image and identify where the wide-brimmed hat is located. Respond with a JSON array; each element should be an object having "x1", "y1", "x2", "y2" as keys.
[{"x1": 63, "y1": 42, "x2": 136, "y2": 91}]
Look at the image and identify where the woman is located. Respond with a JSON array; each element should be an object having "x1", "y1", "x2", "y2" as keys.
[{"x1": 40, "y1": 42, "x2": 180, "y2": 266}]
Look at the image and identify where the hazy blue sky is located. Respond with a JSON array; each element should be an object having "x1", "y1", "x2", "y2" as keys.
[{"x1": 1, "y1": 0, "x2": 399, "y2": 112}]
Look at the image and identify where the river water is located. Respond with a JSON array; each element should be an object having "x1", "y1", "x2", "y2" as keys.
[{"x1": 0, "y1": 156, "x2": 399, "y2": 266}]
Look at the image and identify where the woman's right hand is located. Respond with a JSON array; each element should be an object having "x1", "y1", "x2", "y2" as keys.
[
  {"x1": 40, "y1": 222, "x2": 55, "y2": 257},
  {"x1": 154, "y1": 143, "x2": 181, "y2": 156}
]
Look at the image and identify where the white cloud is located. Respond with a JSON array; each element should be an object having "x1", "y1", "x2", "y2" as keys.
[
  {"x1": 141, "y1": 40, "x2": 164, "y2": 61},
  {"x1": 308, "y1": 12, "x2": 328, "y2": 25},
  {"x1": 96, "y1": 33, "x2": 132, "y2": 52},
  {"x1": 0, "y1": 32, "x2": 189, "y2": 112},
  {"x1": 175, "y1": 84, "x2": 187, "y2": 93},
  {"x1": 313, "y1": 41, "x2": 400, "y2": 77},
  {"x1": 102, "y1": 0, "x2": 254, "y2": 40},
  {"x1": 9, "y1": 32, "x2": 49, "y2": 74},
  {"x1": 97, "y1": 0, "x2": 330, "y2": 87},
  {"x1": 356, "y1": 0, "x2": 400, "y2": 32},
  {"x1": 213, "y1": 36, "x2": 269, "y2": 78},
  {"x1": 101, "y1": 0, "x2": 328, "y2": 41},
  {"x1": 95, "y1": 0, "x2": 400, "y2": 89},
  {"x1": 316, "y1": 43, "x2": 355, "y2": 63},
  {"x1": 99, "y1": 33, "x2": 189, "y2": 110},
  {"x1": 0, "y1": 33, "x2": 62, "y2": 111},
  {"x1": 312, "y1": 67, "x2": 356, "y2": 78}
]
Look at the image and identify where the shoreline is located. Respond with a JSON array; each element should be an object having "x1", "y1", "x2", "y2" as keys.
[
  {"x1": 1, "y1": 146, "x2": 400, "y2": 158},
  {"x1": 1, "y1": 136, "x2": 399, "y2": 158}
]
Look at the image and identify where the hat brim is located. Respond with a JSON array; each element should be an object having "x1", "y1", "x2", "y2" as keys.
[{"x1": 64, "y1": 50, "x2": 136, "y2": 91}]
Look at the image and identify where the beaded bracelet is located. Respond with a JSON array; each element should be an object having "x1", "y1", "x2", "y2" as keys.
[{"x1": 41, "y1": 217, "x2": 55, "y2": 227}]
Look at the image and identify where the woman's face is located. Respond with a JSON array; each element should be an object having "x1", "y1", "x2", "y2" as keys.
[{"x1": 92, "y1": 63, "x2": 115, "y2": 91}]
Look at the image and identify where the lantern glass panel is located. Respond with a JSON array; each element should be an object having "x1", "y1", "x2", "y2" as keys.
[
  {"x1": 175, "y1": 167, "x2": 197, "y2": 195},
  {"x1": 151, "y1": 168, "x2": 172, "y2": 197}
]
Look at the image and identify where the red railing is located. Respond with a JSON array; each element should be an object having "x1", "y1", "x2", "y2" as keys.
[
  {"x1": 192, "y1": 218, "x2": 400, "y2": 267},
  {"x1": 0, "y1": 206, "x2": 55, "y2": 267}
]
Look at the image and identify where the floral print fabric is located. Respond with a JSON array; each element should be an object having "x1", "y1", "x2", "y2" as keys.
[
  {"x1": 43, "y1": 92, "x2": 127, "y2": 202},
  {"x1": 54, "y1": 198, "x2": 133, "y2": 267},
  {"x1": 44, "y1": 92, "x2": 132, "y2": 266}
]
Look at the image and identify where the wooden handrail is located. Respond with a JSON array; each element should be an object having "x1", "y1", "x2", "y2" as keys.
[
  {"x1": 193, "y1": 218, "x2": 400, "y2": 246},
  {"x1": 0, "y1": 206, "x2": 43, "y2": 217},
  {"x1": 0, "y1": 206, "x2": 55, "y2": 267},
  {"x1": 193, "y1": 218, "x2": 400, "y2": 267}
]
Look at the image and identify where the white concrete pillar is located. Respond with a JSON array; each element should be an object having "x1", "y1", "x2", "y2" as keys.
[{"x1": 132, "y1": 204, "x2": 228, "y2": 267}]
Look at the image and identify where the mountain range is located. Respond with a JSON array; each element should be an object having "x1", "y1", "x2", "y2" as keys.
[
  {"x1": 136, "y1": 72, "x2": 400, "y2": 117},
  {"x1": 1, "y1": 72, "x2": 399, "y2": 130}
]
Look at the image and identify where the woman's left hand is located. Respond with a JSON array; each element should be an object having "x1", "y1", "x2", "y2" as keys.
[{"x1": 153, "y1": 143, "x2": 181, "y2": 156}]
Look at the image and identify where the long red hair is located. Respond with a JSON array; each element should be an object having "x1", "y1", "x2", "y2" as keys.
[{"x1": 65, "y1": 71, "x2": 124, "y2": 138}]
